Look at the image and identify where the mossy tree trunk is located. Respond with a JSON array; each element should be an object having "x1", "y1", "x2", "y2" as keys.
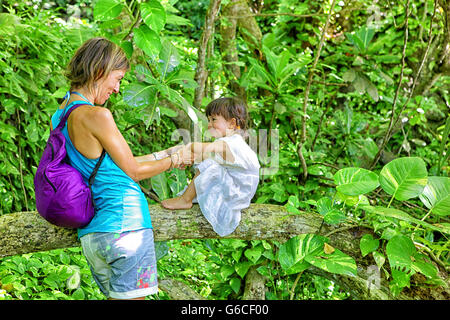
[{"x1": 0, "y1": 204, "x2": 448, "y2": 300}]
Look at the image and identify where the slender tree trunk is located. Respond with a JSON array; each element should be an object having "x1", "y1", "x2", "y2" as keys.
[
  {"x1": 193, "y1": 0, "x2": 222, "y2": 108},
  {"x1": 220, "y1": 0, "x2": 263, "y2": 99}
]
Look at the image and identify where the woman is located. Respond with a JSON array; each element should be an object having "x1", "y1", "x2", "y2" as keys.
[{"x1": 50, "y1": 37, "x2": 192, "y2": 299}]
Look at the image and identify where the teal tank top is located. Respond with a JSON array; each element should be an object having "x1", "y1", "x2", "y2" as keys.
[{"x1": 51, "y1": 92, "x2": 152, "y2": 239}]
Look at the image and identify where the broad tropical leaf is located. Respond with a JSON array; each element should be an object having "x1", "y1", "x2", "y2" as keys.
[
  {"x1": 93, "y1": 0, "x2": 123, "y2": 21},
  {"x1": 305, "y1": 248, "x2": 357, "y2": 276},
  {"x1": 334, "y1": 167, "x2": 379, "y2": 196},
  {"x1": 379, "y1": 157, "x2": 428, "y2": 201},
  {"x1": 278, "y1": 234, "x2": 324, "y2": 274},
  {"x1": 151, "y1": 172, "x2": 170, "y2": 200},
  {"x1": 133, "y1": 24, "x2": 162, "y2": 60},
  {"x1": 386, "y1": 235, "x2": 437, "y2": 279},
  {"x1": 362, "y1": 205, "x2": 450, "y2": 235},
  {"x1": 141, "y1": 0, "x2": 166, "y2": 34},
  {"x1": 278, "y1": 234, "x2": 356, "y2": 276},
  {"x1": 123, "y1": 83, "x2": 156, "y2": 108},
  {"x1": 419, "y1": 176, "x2": 450, "y2": 216}
]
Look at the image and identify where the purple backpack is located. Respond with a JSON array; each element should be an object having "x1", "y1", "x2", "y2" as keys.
[{"x1": 34, "y1": 104, "x2": 106, "y2": 228}]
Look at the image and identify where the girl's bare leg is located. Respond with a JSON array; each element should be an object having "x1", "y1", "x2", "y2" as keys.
[{"x1": 162, "y1": 170, "x2": 199, "y2": 210}]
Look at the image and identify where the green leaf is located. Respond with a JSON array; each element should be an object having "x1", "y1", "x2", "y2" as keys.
[
  {"x1": 133, "y1": 24, "x2": 162, "y2": 60},
  {"x1": 286, "y1": 195, "x2": 301, "y2": 214},
  {"x1": 232, "y1": 249, "x2": 243, "y2": 262},
  {"x1": 235, "y1": 261, "x2": 252, "y2": 278},
  {"x1": 151, "y1": 172, "x2": 169, "y2": 200},
  {"x1": 305, "y1": 248, "x2": 357, "y2": 276},
  {"x1": 93, "y1": 0, "x2": 123, "y2": 21},
  {"x1": 379, "y1": 157, "x2": 428, "y2": 201},
  {"x1": 141, "y1": 0, "x2": 166, "y2": 34},
  {"x1": 362, "y1": 205, "x2": 450, "y2": 235},
  {"x1": 158, "y1": 39, "x2": 180, "y2": 78},
  {"x1": 317, "y1": 197, "x2": 333, "y2": 216},
  {"x1": 59, "y1": 252, "x2": 70, "y2": 264},
  {"x1": 229, "y1": 277, "x2": 241, "y2": 294},
  {"x1": 386, "y1": 235, "x2": 416, "y2": 272},
  {"x1": 244, "y1": 246, "x2": 263, "y2": 264},
  {"x1": 419, "y1": 176, "x2": 450, "y2": 216},
  {"x1": 323, "y1": 210, "x2": 346, "y2": 225},
  {"x1": 373, "y1": 251, "x2": 385, "y2": 269},
  {"x1": 167, "y1": 168, "x2": 187, "y2": 196},
  {"x1": 220, "y1": 265, "x2": 235, "y2": 280},
  {"x1": 72, "y1": 288, "x2": 85, "y2": 300},
  {"x1": 123, "y1": 82, "x2": 156, "y2": 108},
  {"x1": 359, "y1": 234, "x2": 379, "y2": 257},
  {"x1": 342, "y1": 68, "x2": 356, "y2": 82},
  {"x1": 278, "y1": 234, "x2": 325, "y2": 275},
  {"x1": 334, "y1": 167, "x2": 380, "y2": 196},
  {"x1": 347, "y1": 26, "x2": 375, "y2": 53}
]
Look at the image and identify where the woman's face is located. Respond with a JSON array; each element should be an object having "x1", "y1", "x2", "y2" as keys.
[{"x1": 94, "y1": 69, "x2": 126, "y2": 105}]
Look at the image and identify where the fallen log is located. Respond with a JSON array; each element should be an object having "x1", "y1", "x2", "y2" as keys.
[{"x1": 0, "y1": 204, "x2": 448, "y2": 300}]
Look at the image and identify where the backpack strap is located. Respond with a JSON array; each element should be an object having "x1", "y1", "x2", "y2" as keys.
[
  {"x1": 88, "y1": 149, "x2": 106, "y2": 188},
  {"x1": 55, "y1": 102, "x2": 107, "y2": 202},
  {"x1": 55, "y1": 103, "x2": 89, "y2": 131}
]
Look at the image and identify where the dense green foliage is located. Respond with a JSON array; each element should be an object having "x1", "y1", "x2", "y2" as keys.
[{"x1": 0, "y1": 0, "x2": 449, "y2": 300}]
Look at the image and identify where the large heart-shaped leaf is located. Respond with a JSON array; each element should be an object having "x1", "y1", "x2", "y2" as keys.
[
  {"x1": 141, "y1": 0, "x2": 166, "y2": 34},
  {"x1": 379, "y1": 157, "x2": 428, "y2": 201},
  {"x1": 93, "y1": 0, "x2": 123, "y2": 21},
  {"x1": 278, "y1": 234, "x2": 324, "y2": 274},
  {"x1": 133, "y1": 24, "x2": 162, "y2": 60},
  {"x1": 386, "y1": 235, "x2": 415, "y2": 272},
  {"x1": 419, "y1": 176, "x2": 450, "y2": 216},
  {"x1": 278, "y1": 234, "x2": 356, "y2": 276},
  {"x1": 385, "y1": 235, "x2": 438, "y2": 280},
  {"x1": 151, "y1": 172, "x2": 169, "y2": 200},
  {"x1": 123, "y1": 82, "x2": 156, "y2": 108},
  {"x1": 158, "y1": 39, "x2": 180, "y2": 79},
  {"x1": 305, "y1": 248, "x2": 357, "y2": 276},
  {"x1": 334, "y1": 167, "x2": 379, "y2": 196}
]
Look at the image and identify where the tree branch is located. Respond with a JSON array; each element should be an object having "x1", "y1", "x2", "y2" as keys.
[
  {"x1": 369, "y1": 0, "x2": 411, "y2": 169},
  {"x1": 370, "y1": 0, "x2": 438, "y2": 170},
  {"x1": 193, "y1": 0, "x2": 222, "y2": 108},
  {"x1": 298, "y1": 0, "x2": 337, "y2": 180},
  {"x1": 1, "y1": 205, "x2": 448, "y2": 300}
]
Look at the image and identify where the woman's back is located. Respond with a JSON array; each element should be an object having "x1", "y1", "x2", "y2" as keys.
[{"x1": 51, "y1": 98, "x2": 152, "y2": 239}]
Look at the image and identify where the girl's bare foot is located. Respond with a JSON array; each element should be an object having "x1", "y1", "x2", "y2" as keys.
[{"x1": 161, "y1": 196, "x2": 193, "y2": 210}]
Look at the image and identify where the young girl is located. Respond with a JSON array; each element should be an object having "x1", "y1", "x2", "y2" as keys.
[{"x1": 162, "y1": 97, "x2": 260, "y2": 236}]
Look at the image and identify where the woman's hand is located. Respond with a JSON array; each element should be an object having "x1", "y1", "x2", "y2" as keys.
[{"x1": 171, "y1": 144, "x2": 194, "y2": 169}]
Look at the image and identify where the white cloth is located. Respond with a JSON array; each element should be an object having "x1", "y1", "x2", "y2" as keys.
[{"x1": 194, "y1": 134, "x2": 260, "y2": 236}]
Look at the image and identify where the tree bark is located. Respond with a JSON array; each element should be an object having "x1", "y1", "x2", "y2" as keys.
[
  {"x1": 220, "y1": 0, "x2": 263, "y2": 99},
  {"x1": 159, "y1": 278, "x2": 206, "y2": 300},
  {"x1": 193, "y1": 0, "x2": 222, "y2": 108},
  {"x1": 243, "y1": 266, "x2": 266, "y2": 300},
  {"x1": 0, "y1": 204, "x2": 448, "y2": 300}
]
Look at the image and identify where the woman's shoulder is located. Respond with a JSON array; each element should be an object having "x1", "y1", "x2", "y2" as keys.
[{"x1": 75, "y1": 105, "x2": 113, "y2": 122}]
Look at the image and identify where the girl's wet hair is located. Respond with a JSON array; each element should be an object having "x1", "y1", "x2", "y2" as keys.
[{"x1": 205, "y1": 97, "x2": 249, "y2": 130}]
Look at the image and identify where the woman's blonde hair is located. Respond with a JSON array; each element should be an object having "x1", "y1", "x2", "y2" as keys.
[{"x1": 65, "y1": 37, "x2": 129, "y2": 90}]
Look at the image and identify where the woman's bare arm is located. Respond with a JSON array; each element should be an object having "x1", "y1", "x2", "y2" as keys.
[{"x1": 86, "y1": 108, "x2": 173, "y2": 181}]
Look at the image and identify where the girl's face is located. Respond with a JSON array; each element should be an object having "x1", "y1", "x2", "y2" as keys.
[
  {"x1": 207, "y1": 114, "x2": 237, "y2": 138},
  {"x1": 94, "y1": 69, "x2": 125, "y2": 105}
]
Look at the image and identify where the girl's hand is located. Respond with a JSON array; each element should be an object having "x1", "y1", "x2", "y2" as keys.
[{"x1": 172, "y1": 144, "x2": 194, "y2": 168}]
